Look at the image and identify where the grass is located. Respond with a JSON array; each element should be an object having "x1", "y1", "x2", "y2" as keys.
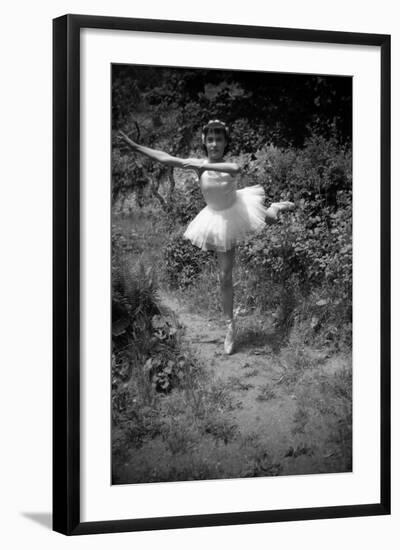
[
  {"x1": 243, "y1": 368, "x2": 259, "y2": 378},
  {"x1": 256, "y1": 383, "x2": 277, "y2": 402},
  {"x1": 226, "y1": 376, "x2": 254, "y2": 392},
  {"x1": 281, "y1": 352, "x2": 352, "y2": 472}
]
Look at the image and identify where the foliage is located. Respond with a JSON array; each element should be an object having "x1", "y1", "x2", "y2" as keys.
[
  {"x1": 163, "y1": 231, "x2": 215, "y2": 289},
  {"x1": 237, "y1": 135, "x2": 351, "y2": 342},
  {"x1": 112, "y1": 66, "x2": 351, "y2": 148},
  {"x1": 111, "y1": 225, "x2": 206, "y2": 464},
  {"x1": 112, "y1": 229, "x2": 193, "y2": 400},
  {"x1": 164, "y1": 181, "x2": 206, "y2": 226}
]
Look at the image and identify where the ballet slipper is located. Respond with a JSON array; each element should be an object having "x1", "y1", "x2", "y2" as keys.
[
  {"x1": 224, "y1": 318, "x2": 236, "y2": 355},
  {"x1": 270, "y1": 201, "x2": 295, "y2": 213},
  {"x1": 266, "y1": 201, "x2": 295, "y2": 222}
]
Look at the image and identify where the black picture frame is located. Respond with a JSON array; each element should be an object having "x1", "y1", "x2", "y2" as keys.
[{"x1": 53, "y1": 13, "x2": 391, "y2": 535}]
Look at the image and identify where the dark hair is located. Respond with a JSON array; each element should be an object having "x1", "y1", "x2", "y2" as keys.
[{"x1": 201, "y1": 120, "x2": 230, "y2": 156}]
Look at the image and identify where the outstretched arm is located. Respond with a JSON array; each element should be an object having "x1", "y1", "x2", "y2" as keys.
[
  {"x1": 118, "y1": 130, "x2": 192, "y2": 169},
  {"x1": 182, "y1": 158, "x2": 240, "y2": 175}
]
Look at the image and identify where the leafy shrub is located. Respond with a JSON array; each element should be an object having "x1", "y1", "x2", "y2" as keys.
[
  {"x1": 112, "y1": 225, "x2": 205, "y2": 463},
  {"x1": 247, "y1": 134, "x2": 351, "y2": 205},
  {"x1": 142, "y1": 314, "x2": 195, "y2": 393},
  {"x1": 112, "y1": 257, "x2": 160, "y2": 370},
  {"x1": 233, "y1": 135, "x2": 352, "y2": 339},
  {"x1": 164, "y1": 181, "x2": 206, "y2": 226},
  {"x1": 163, "y1": 231, "x2": 213, "y2": 289},
  {"x1": 229, "y1": 118, "x2": 265, "y2": 155}
]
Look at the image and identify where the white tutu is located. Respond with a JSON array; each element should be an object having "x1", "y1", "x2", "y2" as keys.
[{"x1": 183, "y1": 184, "x2": 268, "y2": 252}]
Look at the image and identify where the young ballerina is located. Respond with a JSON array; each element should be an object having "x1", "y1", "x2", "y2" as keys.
[{"x1": 117, "y1": 120, "x2": 294, "y2": 355}]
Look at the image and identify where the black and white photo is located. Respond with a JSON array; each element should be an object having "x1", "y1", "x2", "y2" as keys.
[{"x1": 111, "y1": 65, "x2": 353, "y2": 484}]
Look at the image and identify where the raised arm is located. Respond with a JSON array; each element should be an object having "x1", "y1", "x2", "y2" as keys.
[{"x1": 118, "y1": 130, "x2": 191, "y2": 169}]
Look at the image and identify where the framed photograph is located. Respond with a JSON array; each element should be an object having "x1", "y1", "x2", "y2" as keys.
[{"x1": 53, "y1": 14, "x2": 390, "y2": 535}]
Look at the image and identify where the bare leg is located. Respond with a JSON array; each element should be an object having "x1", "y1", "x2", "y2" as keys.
[
  {"x1": 216, "y1": 247, "x2": 236, "y2": 354},
  {"x1": 216, "y1": 247, "x2": 235, "y2": 321}
]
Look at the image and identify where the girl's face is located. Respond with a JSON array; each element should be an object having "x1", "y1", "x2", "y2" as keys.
[{"x1": 205, "y1": 129, "x2": 227, "y2": 161}]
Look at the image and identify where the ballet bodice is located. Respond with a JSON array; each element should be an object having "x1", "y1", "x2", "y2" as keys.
[{"x1": 199, "y1": 164, "x2": 238, "y2": 211}]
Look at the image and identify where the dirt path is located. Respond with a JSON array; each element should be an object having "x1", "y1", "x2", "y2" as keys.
[{"x1": 159, "y1": 289, "x2": 300, "y2": 469}]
